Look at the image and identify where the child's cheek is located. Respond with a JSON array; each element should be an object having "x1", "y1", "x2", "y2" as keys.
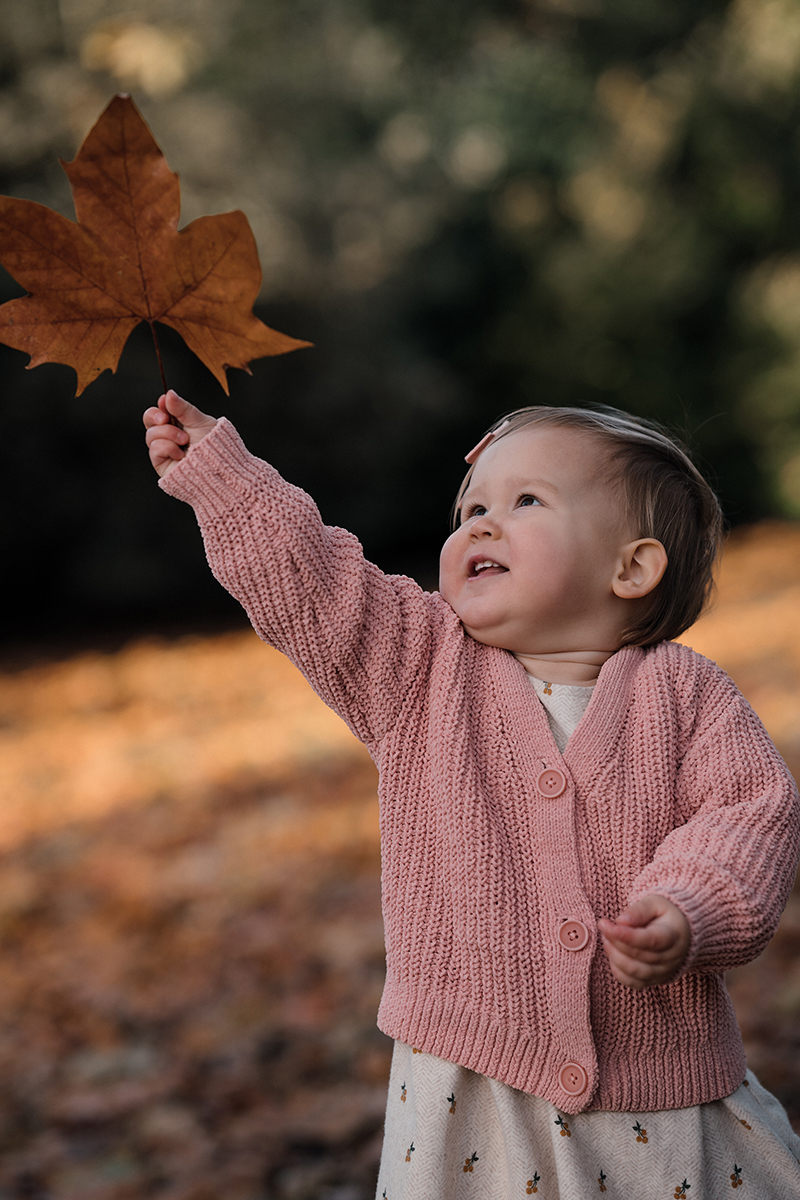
[{"x1": 438, "y1": 533, "x2": 462, "y2": 599}]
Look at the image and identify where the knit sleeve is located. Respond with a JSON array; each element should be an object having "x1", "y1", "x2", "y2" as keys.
[
  {"x1": 627, "y1": 668, "x2": 800, "y2": 974},
  {"x1": 159, "y1": 418, "x2": 435, "y2": 746}
]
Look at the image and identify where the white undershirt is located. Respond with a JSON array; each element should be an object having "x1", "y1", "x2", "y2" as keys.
[{"x1": 525, "y1": 674, "x2": 594, "y2": 753}]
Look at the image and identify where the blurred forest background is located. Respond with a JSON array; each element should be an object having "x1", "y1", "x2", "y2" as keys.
[{"x1": 2, "y1": 2, "x2": 800, "y2": 1199}]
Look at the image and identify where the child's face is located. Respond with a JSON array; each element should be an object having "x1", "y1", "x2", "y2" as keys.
[{"x1": 439, "y1": 424, "x2": 634, "y2": 655}]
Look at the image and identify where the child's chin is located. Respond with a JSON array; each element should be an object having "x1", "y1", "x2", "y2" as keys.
[{"x1": 461, "y1": 624, "x2": 512, "y2": 650}]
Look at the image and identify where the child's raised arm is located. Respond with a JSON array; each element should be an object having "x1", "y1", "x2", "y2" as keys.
[
  {"x1": 145, "y1": 404, "x2": 438, "y2": 750},
  {"x1": 143, "y1": 390, "x2": 218, "y2": 477}
]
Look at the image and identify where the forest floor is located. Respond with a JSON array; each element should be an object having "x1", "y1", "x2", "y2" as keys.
[{"x1": 0, "y1": 521, "x2": 799, "y2": 1200}]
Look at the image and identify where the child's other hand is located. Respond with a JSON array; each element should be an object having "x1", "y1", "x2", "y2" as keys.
[
  {"x1": 598, "y1": 895, "x2": 690, "y2": 989},
  {"x1": 143, "y1": 390, "x2": 218, "y2": 477}
]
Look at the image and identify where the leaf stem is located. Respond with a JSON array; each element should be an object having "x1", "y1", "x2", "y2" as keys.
[
  {"x1": 150, "y1": 320, "x2": 168, "y2": 394},
  {"x1": 149, "y1": 320, "x2": 184, "y2": 432}
]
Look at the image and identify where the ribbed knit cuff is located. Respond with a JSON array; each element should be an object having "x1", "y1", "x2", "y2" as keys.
[
  {"x1": 158, "y1": 418, "x2": 278, "y2": 523},
  {"x1": 628, "y1": 872, "x2": 738, "y2": 976}
]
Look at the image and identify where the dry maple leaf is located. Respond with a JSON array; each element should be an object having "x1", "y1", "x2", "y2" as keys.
[{"x1": 0, "y1": 94, "x2": 310, "y2": 395}]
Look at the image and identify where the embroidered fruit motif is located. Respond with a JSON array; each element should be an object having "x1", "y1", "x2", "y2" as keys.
[
  {"x1": 543, "y1": 682, "x2": 552, "y2": 695},
  {"x1": 405, "y1": 1143, "x2": 415, "y2": 1163},
  {"x1": 633, "y1": 1121, "x2": 648, "y2": 1144},
  {"x1": 463, "y1": 1152, "x2": 479, "y2": 1173},
  {"x1": 555, "y1": 1115, "x2": 571, "y2": 1137},
  {"x1": 448, "y1": 1092, "x2": 457, "y2": 1114},
  {"x1": 730, "y1": 1164, "x2": 743, "y2": 1189},
  {"x1": 412, "y1": 1047, "x2": 422, "y2": 1054},
  {"x1": 742, "y1": 1079, "x2": 749, "y2": 1087},
  {"x1": 674, "y1": 1181, "x2": 691, "y2": 1198},
  {"x1": 598, "y1": 1169, "x2": 607, "y2": 1192},
  {"x1": 526, "y1": 1171, "x2": 541, "y2": 1194},
  {"x1": 400, "y1": 1082, "x2": 407, "y2": 1103},
  {"x1": 739, "y1": 1118, "x2": 752, "y2": 1129}
]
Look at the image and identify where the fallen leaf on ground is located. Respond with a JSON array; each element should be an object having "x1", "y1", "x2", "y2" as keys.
[{"x1": 0, "y1": 94, "x2": 310, "y2": 394}]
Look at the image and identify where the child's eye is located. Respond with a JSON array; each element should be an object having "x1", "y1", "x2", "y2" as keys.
[
  {"x1": 463, "y1": 503, "x2": 487, "y2": 519},
  {"x1": 518, "y1": 494, "x2": 541, "y2": 508}
]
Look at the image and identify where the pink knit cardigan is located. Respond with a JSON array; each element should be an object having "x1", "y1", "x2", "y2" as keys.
[{"x1": 161, "y1": 419, "x2": 800, "y2": 1115}]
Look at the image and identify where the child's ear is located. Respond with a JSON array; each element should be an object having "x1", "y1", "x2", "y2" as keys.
[{"x1": 612, "y1": 539, "x2": 668, "y2": 600}]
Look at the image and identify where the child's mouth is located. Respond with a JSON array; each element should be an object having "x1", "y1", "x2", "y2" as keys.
[{"x1": 469, "y1": 559, "x2": 508, "y2": 579}]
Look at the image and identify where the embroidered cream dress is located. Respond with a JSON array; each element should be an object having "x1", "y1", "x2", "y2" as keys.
[{"x1": 376, "y1": 679, "x2": 800, "y2": 1200}]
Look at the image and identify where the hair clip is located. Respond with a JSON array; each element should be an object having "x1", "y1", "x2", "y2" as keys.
[{"x1": 464, "y1": 420, "x2": 510, "y2": 464}]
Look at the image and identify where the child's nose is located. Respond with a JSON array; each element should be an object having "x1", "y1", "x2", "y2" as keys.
[{"x1": 470, "y1": 515, "x2": 500, "y2": 539}]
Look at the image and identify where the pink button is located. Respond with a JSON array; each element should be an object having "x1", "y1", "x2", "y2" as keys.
[
  {"x1": 536, "y1": 768, "x2": 566, "y2": 797},
  {"x1": 559, "y1": 1062, "x2": 588, "y2": 1096},
  {"x1": 558, "y1": 919, "x2": 589, "y2": 952}
]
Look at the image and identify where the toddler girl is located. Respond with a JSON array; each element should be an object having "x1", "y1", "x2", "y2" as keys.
[{"x1": 144, "y1": 392, "x2": 800, "y2": 1199}]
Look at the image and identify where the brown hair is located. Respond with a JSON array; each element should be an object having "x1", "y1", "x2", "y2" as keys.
[{"x1": 452, "y1": 405, "x2": 725, "y2": 647}]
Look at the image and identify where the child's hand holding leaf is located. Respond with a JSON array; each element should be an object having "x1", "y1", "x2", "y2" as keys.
[{"x1": 144, "y1": 390, "x2": 217, "y2": 477}]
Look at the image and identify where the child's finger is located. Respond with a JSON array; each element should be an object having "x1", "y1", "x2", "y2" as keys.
[
  {"x1": 602, "y1": 938, "x2": 657, "y2": 986},
  {"x1": 143, "y1": 405, "x2": 169, "y2": 429},
  {"x1": 161, "y1": 389, "x2": 212, "y2": 427},
  {"x1": 606, "y1": 958, "x2": 651, "y2": 989},
  {"x1": 612, "y1": 895, "x2": 662, "y2": 928},
  {"x1": 148, "y1": 435, "x2": 186, "y2": 463},
  {"x1": 145, "y1": 425, "x2": 189, "y2": 451},
  {"x1": 601, "y1": 930, "x2": 684, "y2": 968},
  {"x1": 599, "y1": 936, "x2": 667, "y2": 965},
  {"x1": 607, "y1": 960, "x2": 659, "y2": 989},
  {"x1": 602, "y1": 939, "x2": 682, "y2": 989},
  {"x1": 597, "y1": 917, "x2": 673, "y2": 954}
]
